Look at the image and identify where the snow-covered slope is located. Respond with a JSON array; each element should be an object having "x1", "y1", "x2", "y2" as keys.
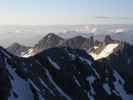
[{"x1": 90, "y1": 43, "x2": 119, "y2": 60}]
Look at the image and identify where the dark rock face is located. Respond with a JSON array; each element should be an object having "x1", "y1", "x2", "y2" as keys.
[
  {"x1": 59, "y1": 36, "x2": 100, "y2": 50},
  {"x1": 81, "y1": 36, "x2": 95, "y2": 49},
  {"x1": 0, "y1": 48, "x2": 11, "y2": 100},
  {"x1": 104, "y1": 35, "x2": 113, "y2": 44},
  {"x1": 0, "y1": 46, "x2": 132, "y2": 100},
  {"x1": 104, "y1": 42, "x2": 133, "y2": 94},
  {"x1": 59, "y1": 36, "x2": 88, "y2": 49},
  {"x1": 104, "y1": 35, "x2": 120, "y2": 45}
]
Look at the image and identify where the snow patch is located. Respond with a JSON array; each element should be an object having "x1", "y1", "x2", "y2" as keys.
[
  {"x1": 93, "y1": 46, "x2": 99, "y2": 49},
  {"x1": 90, "y1": 43, "x2": 119, "y2": 60},
  {"x1": 47, "y1": 57, "x2": 61, "y2": 70},
  {"x1": 73, "y1": 76, "x2": 81, "y2": 87},
  {"x1": 39, "y1": 78, "x2": 55, "y2": 95},
  {"x1": 5, "y1": 59, "x2": 34, "y2": 100},
  {"x1": 103, "y1": 83, "x2": 111, "y2": 95},
  {"x1": 113, "y1": 70, "x2": 133, "y2": 100},
  {"x1": 86, "y1": 76, "x2": 96, "y2": 95},
  {"x1": 21, "y1": 48, "x2": 37, "y2": 58},
  {"x1": 28, "y1": 79, "x2": 40, "y2": 92},
  {"x1": 46, "y1": 69, "x2": 72, "y2": 100}
]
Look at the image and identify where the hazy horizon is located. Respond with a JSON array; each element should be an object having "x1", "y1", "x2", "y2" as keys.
[{"x1": 0, "y1": 24, "x2": 133, "y2": 47}]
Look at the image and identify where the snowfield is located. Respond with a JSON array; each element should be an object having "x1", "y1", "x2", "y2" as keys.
[
  {"x1": 90, "y1": 43, "x2": 119, "y2": 60},
  {"x1": 21, "y1": 48, "x2": 36, "y2": 58}
]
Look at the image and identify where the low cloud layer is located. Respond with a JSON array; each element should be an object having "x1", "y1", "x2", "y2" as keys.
[{"x1": 93, "y1": 16, "x2": 133, "y2": 20}]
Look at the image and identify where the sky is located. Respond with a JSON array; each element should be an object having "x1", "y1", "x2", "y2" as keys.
[{"x1": 0, "y1": 0, "x2": 133, "y2": 25}]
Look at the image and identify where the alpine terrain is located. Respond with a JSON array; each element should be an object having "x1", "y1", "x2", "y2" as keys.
[{"x1": 0, "y1": 45, "x2": 133, "y2": 100}]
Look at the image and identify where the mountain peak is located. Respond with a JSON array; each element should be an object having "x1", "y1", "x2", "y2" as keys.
[
  {"x1": 46, "y1": 33, "x2": 60, "y2": 38},
  {"x1": 35, "y1": 33, "x2": 64, "y2": 50}
]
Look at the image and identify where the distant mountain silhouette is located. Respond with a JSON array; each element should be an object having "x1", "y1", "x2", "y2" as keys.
[{"x1": 35, "y1": 33, "x2": 64, "y2": 50}]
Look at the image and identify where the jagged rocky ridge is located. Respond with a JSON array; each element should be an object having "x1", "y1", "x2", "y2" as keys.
[
  {"x1": 34, "y1": 33, "x2": 101, "y2": 50},
  {"x1": 7, "y1": 33, "x2": 101, "y2": 57},
  {"x1": 7, "y1": 43, "x2": 30, "y2": 56},
  {"x1": 0, "y1": 46, "x2": 133, "y2": 100}
]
